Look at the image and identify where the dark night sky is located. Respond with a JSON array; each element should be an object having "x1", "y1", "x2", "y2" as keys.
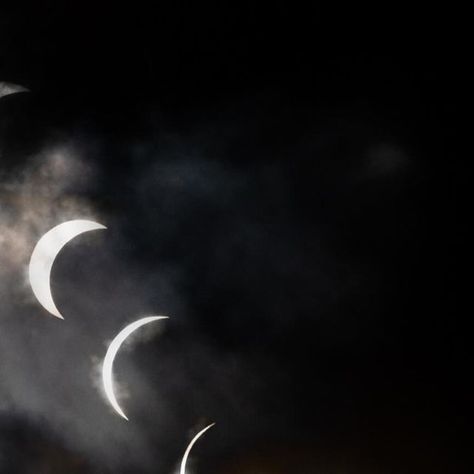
[{"x1": 0, "y1": 4, "x2": 466, "y2": 474}]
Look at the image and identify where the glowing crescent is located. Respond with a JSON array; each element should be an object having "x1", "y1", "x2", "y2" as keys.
[
  {"x1": 102, "y1": 316, "x2": 169, "y2": 420},
  {"x1": 0, "y1": 81, "x2": 29, "y2": 99},
  {"x1": 28, "y1": 219, "x2": 106, "y2": 319},
  {"x1": 180, "y1": 423, "x2": 215, "y2": 474}
]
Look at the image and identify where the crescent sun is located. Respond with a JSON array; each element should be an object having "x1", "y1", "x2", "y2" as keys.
[
  {"x1": 28, "y1": 219, "x2": 106, "y2": 319},
  {"x1": 102, "y1": 316, "x2": 169, "y2": 420},
  {"x1": 180, "y1": 423, "x2": 215, "y2": 474}
]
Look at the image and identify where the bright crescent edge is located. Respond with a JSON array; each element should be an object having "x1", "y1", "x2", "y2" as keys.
[
  {"x1": 180, "y1": 423, "x2": 216, "y2": 474},
  {"x1": 28, "y1": 219, "x2": 106, "y2": 319},
  {"x1": 102, "y1": 316, "x2": 169, "y2": 420}
]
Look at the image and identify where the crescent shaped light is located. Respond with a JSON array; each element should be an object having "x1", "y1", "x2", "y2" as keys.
[
  {"x1": 28, "y1": 219, "x2": 106, "y2": 319},
  {"x1": 102, "y1": 316, "x2": 169, "y2": 420},
  {"x1": 180, "y1": 423, "x2": 215, "y2": 474},
  {"x1": 0, "y1": 81, "x2": 29, "y2": 99}
]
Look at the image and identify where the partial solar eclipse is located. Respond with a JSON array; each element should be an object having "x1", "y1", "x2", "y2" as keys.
[
  {"x1": 180, "y1": 423, "x2": 215, "y2": 474},
  {"x1": 102, "y1": 316, "x2": 169, "y2": 420},
  {"x1": 28, "y1": 219, "x2": 106, "y2": 319}
]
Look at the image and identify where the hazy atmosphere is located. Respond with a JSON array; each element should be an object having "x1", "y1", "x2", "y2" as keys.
[{"x1": 0, "y1": 4, "x2": 465, "y2": 473}]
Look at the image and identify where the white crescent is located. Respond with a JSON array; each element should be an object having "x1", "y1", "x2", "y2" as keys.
[
  {"x1": 0, "y1": 81, "x2": 29, "y2": 99},
  {"x1": 28, "y1": 219, "x2": 106, "y2": 319},
  {"x1": 102, "y1": 316, "x2": 169, "y2": 420},
  {"x1": 180, "y1": 423, "x2": 215, "y2": 474}
]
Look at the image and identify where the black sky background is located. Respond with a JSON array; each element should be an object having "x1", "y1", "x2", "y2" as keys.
[{"x1": 0, "y1": 4, "x2": 467, "y2": 473}]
